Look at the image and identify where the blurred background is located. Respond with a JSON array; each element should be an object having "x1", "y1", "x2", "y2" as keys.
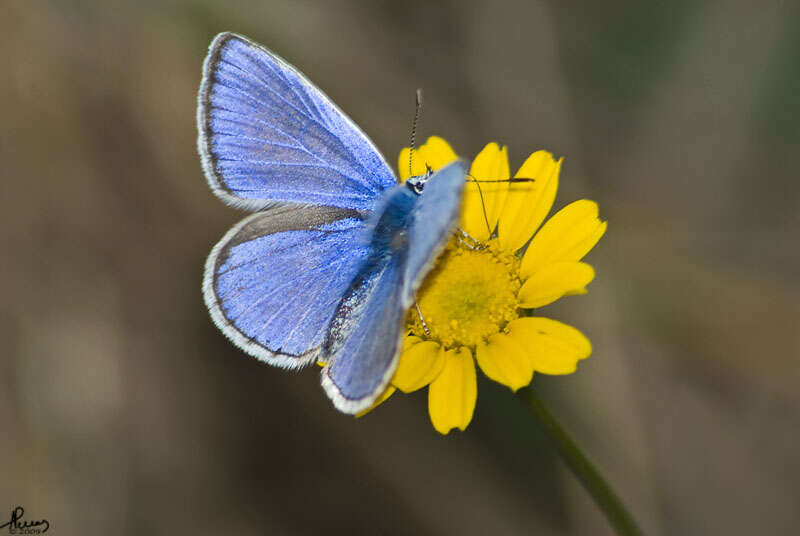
[{"x1": 1, "y1": 0, "x2": 798, "y2": 534}]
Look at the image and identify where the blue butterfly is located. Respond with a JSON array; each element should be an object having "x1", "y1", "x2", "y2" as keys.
[{"x1": 198, "y1": 33, "x2": 466, "y2": 414}]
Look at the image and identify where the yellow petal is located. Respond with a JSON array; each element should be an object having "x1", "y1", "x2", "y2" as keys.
[
  {"x1": 392, "y1": 340, "x2": 445, "y2": 393},
  {"x1": 402, "y1": 334, "x2": 423, "y2": 348},
  {"x1": 475, "y1": 333, "x2": 535, "y2": 391},
  {"x1": 497, "y1": 151, "x2": 561, "y2": 252},
  {"x1": 505, "y1": 317, "x2": 591, "y2": 375},
  {"x1": 460, "y1": 143, "x2": 510, "y2": 241},
  {"x1": 520, "y1": 200, "x2": 607, "y2": 280},
  {"x1": 355, "y1": 335, "x2": 418, "y2": 416},
  {"x1": 398, "y1": 136, "x2": 457, "y2": 181},
  {"x1": 518, "y1": 262, "x2": 595, "y2": 308},
  {"x1": 355, "y1": 386, "x2": 396, "y2": 418},
  {"x1": 427, "y1": 347, "x2": 477, "y2": 434},
  {"x1": 421, "y1": 136, "x2": 458, "y2": 170}
]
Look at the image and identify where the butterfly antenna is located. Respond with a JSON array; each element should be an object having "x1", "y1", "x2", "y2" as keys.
[
  {"x1": 464, "y1": 173, "x2": 537, "y2": 237},
  {"x1": 466, "y1": 173, "x2": 493, "y2": 236},
  {"x1": 468, "y1": 177, "x2": 536, "y2": 183},
  {"x1": 409, "y1": 88, "x2": 423, "y2": 179}
]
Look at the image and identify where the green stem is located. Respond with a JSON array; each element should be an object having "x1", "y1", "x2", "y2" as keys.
[{"x1": 516, "y1": 387, "x2": 643, "y2": 536}]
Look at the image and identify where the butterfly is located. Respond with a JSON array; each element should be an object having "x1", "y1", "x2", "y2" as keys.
[{"x1": 198, "y1": 33, "x2": 466, "y2": 414}]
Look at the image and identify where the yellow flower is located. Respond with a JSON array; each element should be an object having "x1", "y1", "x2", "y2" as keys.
[{"x1": 361, "y1": 137, "x2": 606, "y2": 434}]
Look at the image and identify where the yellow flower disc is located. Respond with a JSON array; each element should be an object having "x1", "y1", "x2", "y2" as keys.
[{"x1": 407, "y1": 239, "x2": 521, "y2": 349}]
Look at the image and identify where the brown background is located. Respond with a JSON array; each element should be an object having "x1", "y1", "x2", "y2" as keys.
[{"x1": 1, "y1": 1, "x2": 798, "y2": 534}]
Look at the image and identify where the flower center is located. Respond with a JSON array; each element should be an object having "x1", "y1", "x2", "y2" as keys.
[{"x1": 406, "y1": 238, "x2": 521, "y2": 349}]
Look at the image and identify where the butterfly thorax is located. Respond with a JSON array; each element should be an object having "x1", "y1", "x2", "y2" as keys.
[{"x1": 367, "y1": 184, "x2": 417, "y2": 259}]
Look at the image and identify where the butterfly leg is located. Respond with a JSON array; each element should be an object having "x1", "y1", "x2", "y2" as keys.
[
  {"x1": 414, "y1": 299, "x2": 431, "y2": 337},
  {"x1": 456, "y1": 228, "x2": 487, "y2": 251}
]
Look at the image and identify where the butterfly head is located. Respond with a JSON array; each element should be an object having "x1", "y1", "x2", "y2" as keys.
[{"x1": 405, "y1": 164, "x2": 435, "y2": 195}]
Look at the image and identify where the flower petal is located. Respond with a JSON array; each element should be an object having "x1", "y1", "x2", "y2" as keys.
[
  {"x1": 518, "y1": 262, "x2": 595, "y2": 308},
  {"x1": 421, "y1": 136, "x2": 459, "y2": 170},
  {"x1": 475, "y1": 333, "x2": 535, "y2": 391},
  {"x1": 355, "y1": 386, "x2": 396, "y2": 418},
  {"x1": 402, "y1": 335, "x2": 423, "y2": 348},
  {"x1": 520, "y1": 199, "x2": 607, "y2": 280},
  {"x1": 497, "y1": 151, "x2": 561, "y2": 252},
  {"x1": 460, "y1": 143, "x2": 510, "y2": 241},
  {"x1": 392, "y1": 339, "x2": 445, "y2": 393},
  {"x1": 398, "y1": 136, "x2": 457, "y2": 181},
  {"x1": 505, "y1": 317, "x2": 592, "y2": 375},
  {"x1": 428, "y1": 347, "x2": 477, "y2": 434}
]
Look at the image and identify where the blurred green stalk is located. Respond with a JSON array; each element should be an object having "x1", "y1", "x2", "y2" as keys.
[{"x1": 516, "y1": 387, "x2": 643, "y2": 536}]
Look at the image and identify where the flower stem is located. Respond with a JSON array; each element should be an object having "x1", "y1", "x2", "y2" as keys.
[{"x1": 516, "y1": 387, "x2": 643, "y2": 536}]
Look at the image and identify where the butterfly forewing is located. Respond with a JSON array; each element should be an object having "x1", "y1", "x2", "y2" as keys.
[{"x1": 198, "y1": 32, "x2": 396, "y2": 211}]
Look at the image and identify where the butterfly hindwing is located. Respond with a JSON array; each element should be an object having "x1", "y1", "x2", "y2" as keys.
[
  {"x1": 203, "y1": 205, "x2": 371, "y2": 368},
  {"x1": 320, "y1": 253, "x2": 407, "y2": 413},
  {"x1": 403, "y1": 161, "x2": 467, "y2": 298},
  {"x1": 198, "y1": 32, "x2": 396, "y2": 211}
]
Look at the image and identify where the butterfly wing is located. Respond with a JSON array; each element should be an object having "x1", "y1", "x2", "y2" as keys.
[
  {"x1": 320, "y1": 161, "x2": 467, "y2": 413},
  {"x1": 203, "y1": 205, "x2": 371, "y2": 368},
  {"x1": 320, "y1": 253, "x2": 407, "y2": 413},
  {"x1": 198, "y1": 32, "x2": 396, "y2": 211},
  {"x1": 403, "y1": 161, "x2": 467, "y2": 298}
]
